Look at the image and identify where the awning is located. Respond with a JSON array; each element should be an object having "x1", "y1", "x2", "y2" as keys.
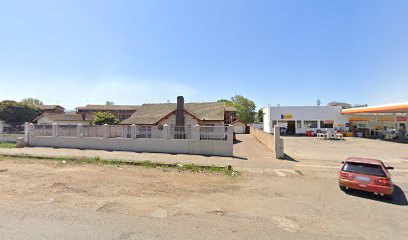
[{"x1": 342, "y1": 102, "x2": 408, "y2": 114}]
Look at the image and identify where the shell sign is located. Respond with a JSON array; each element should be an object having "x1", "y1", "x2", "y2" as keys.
[
  {"x1": 397, "y1": 117, "x2": 407, "y2": 121},
  {"x1": 280, "y1": 114, "x2": 293, "y2": 119}
]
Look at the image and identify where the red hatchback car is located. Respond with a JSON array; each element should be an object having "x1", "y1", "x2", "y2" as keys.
[{"x1": 339, "y1": 157, "x2": 394, "y2": 198}]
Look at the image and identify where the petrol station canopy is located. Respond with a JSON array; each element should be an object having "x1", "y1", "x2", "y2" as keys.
[{"x1": 342, "y1": 102, "x2": 408, "y2": 114}]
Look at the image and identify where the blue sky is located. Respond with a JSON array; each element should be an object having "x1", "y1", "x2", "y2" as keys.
[{"x1": 0, "y1": 0, "x2": 407, "y2": 110}]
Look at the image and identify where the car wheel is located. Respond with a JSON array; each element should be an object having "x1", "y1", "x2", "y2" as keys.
[{"x1": 339, "y1": 186, "x2": 347, "y2": 191}]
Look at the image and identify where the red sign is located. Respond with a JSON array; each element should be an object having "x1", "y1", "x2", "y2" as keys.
[
  {"x1": 324, "y1": 120, "x2": 334, "y2": 124},
  {"x1": 396, "y1": 117, "x2": 407, "y2": 121}
]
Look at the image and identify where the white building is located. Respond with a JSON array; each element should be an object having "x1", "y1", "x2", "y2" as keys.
[
  {"x1": 232, "y1": 120, "x2": 246, "y2": 134},
  {"x1": 263, "y1": 106, "x2": 349, "y2": 135}
]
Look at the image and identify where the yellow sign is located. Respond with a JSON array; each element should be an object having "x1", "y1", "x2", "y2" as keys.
[
  {"x1": 281, "y1": 114, "x2": 293, "y2": 119},
  {"x1": 349, "y1": 117, "x2": 369, "y2": 122}
]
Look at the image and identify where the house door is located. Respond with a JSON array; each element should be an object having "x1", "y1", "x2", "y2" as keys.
[{"x1": 287, "y1": 121, "x2": 296, "y2": 135}]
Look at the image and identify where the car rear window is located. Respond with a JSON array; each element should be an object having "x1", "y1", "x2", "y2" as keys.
[{"x1": 342, "y1": 162, "x2": 386, "y2": 177}]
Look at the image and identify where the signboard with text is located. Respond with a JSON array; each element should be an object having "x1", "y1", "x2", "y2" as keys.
[
  {"x1": 397, "y1": 117, "x2": 408, "y2": 121},
  {"x1": 280, "y1": 114, "x2": 293, "y2": 119}
]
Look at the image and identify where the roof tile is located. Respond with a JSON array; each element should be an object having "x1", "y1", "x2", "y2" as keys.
[{"x1": 120, "y1": 102, "x2": 227, "y2": 125}]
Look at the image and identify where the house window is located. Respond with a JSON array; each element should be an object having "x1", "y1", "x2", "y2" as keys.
[
  {"x1": 296, "y1": 121, "x2": 302, "y2": 128},
  {"x1": 304, "y1": 121, "x2": 318, "y2": 128},
  {"x1": 320, "y1": 121, "x2": 333, "y2": 128},
  {"x1": 137, "y1": 126, "x2": 152, "y2": 138}
]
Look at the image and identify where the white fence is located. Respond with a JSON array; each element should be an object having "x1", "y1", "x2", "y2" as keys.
[
  {"x1": 0, "y1": 133, "x2": 24, "y2": 143},
  {"x1": 25, "y1": 123, "x2": 233, "y2": 156}
]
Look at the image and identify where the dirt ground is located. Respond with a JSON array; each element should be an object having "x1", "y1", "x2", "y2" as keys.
[{"x1": 1, "y1": 154, "x2": 408, "y2": 240}]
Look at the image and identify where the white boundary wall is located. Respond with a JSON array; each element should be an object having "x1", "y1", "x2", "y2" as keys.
[
  {"x1": 25, "y1": 123, "x2": 233, "y2": 157},
  {"x1": 250, "y1": 125, "x2": 284, "y2": 159},
  {"x1": 0, "y1": 134, "x2": 24, "y2": 143}
]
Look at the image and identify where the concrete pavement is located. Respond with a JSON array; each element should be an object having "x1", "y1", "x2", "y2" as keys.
[{"x1": 1, "y1": 135, "x2": 408, "y2": 239}]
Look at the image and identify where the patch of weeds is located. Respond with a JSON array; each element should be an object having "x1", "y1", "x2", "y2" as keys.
[
  {"x1": 183, "y1": 163, "x2": 200, "y2": 172},
  {"x1": 142, "y1": 160, "x2": 152, "y2": 167},
  {"x1": 208, "y1": 166, "x2": 224, "y2": 172},
  {"x1": 0, "y1": 143, "x2": 16, "y2": 149},
  {"x1": 178, "y1": 163, "x2": 238, "y2": 176},
  {"x1": 83, "y1": 156, "x2": 101, "y2": 164},
  {"x1": 1, "y1": 154, "x2": 239, "y2": 176},
  {"x1": 295, "y1": 169, "x2": 304, "y2": 176}
]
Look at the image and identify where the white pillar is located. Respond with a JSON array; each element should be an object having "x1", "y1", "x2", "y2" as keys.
[
  {"x1": 24, "y1": 122, "x2": 30, "y2": 143},
  {"x1": 274, "y1": 125, "x2": 285, "y2": 159},
  {"x1": 103, "y1": 124, "x2": 109, "y2": 139},
  {"x1": 52, "y1": 123, "x2": 58, "y2": 137},
  {"x1": 193, "y1": 124, "x2": 200, "y2": 141},
  {"x1": 131, "y1": 124, "x2": 136, "y2": 139},
  {"x1": 263, "y1": 107, "x2": 272, "y2": 133},
  {"x1": 163, "y1": 124, "x2": 169, "y2": 140},
  {"x1": 121, "y1": 126, "x2": 127, "y2": 138},
  {"x1": 77, "y1": 124, "x2": 83, "y2": 138},
  {"x1": 227, "y1": 125, "x2": 233, "y2": 142}
]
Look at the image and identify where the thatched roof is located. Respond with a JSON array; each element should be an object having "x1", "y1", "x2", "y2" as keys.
[
  {"x1": 120, "y1": 102, "x2": 228, "y2": 125},
  {"x1": 36, "y1": 105, "x2": 65, "y2": 110},
  {"x1": 76, "y1": 105, "x2": 140, "y2": 111},
  {"x1": 34, "y1": 113, "x2": 94, "y2": 122}
]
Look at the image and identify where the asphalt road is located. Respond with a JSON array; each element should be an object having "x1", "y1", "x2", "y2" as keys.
[{"x1": 1, "y1": 155, "x2": 407, "y2": 240}]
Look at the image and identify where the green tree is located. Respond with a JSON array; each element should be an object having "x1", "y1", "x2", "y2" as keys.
[
  {"x1": 92, "y1": 112, "x2": 119, "y2": 125},
  {"x1": 328, "y1": 101, "x2": 367, "y2": 109},
  {"x1": 257, "y1": 109, "x2": 264, "y2": 122},
  {"x1": 105, "y1": 101, "x2": 114, "y2": 105},
  {"x1": 217, "y1": 99, "x2": 233, "y2": 107},
  {"x1": 328, "y1": 101, "x2": 352, "y2": 109},
  {"x1": 21, "y1": 98, "x2": 43, "y2": 105},
  {"x1": 0, "y1": 100, "x2": 43, "y2": 126},
  {"x1": 230, "y1": 95, "x2": 256, "y2": 124},
  {"x1": 352, "y1": 104, "x2": 368, "y2": 108}
]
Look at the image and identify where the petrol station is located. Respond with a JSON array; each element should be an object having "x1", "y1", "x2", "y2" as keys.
[{"x1": 341, "y1": 103, "x2": 408, "y2": 140}]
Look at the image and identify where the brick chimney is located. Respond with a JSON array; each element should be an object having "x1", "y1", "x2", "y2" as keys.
[{"x1": 175, "y1": 96, "x2": 185, "y2": 127}]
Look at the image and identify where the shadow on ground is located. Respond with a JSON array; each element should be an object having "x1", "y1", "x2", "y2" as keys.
[
  {"x1": 344, "y1": 185, "x2": 408, "y2": 206},
  {"x1": 283, "y1": 154, "x2": 300, "y2": 162}
]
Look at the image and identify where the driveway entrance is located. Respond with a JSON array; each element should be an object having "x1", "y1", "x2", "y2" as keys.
[{"x1": 234, "y1": 134, "x2": 273, "y2": 158}]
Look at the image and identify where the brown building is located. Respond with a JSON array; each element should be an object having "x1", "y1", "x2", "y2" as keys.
[
  {"x1": 225, "y1": 106, "x2": 237, "y2": 124},
  {"x1": 120, "y1": 97, "x2": 235, "y2": 126},
  {"x1": 76, "y1": 105, "x2": 140, "y2": 121},
  {"x1": 36, "y1": 105, "x2": 65, "y2": 114}
]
